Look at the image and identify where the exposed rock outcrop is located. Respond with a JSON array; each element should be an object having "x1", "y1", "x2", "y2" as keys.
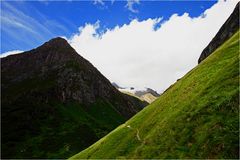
[
  {"x1": 198, "y1": 2, "x2": 239, "y2": 63},
  {"x1": 1, "y1": 37, "x2": 145, "y2": 118}
]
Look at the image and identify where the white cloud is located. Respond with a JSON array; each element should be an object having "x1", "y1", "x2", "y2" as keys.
[
  {"x1": 93, "y1": 0, "x2": 108, "y2": 10},
  {"x1": 68, "y1": 0, "x2": 238, "y2": 93},
  {"x1": 0, "y1": 50, "x2": 24, "y2": 58},
  {"x1": 125, "y1": 0, "x2": 140, "y2": 13},
  {"x1": 93, "y1": 0, "x2": 104, "y2": 6}
]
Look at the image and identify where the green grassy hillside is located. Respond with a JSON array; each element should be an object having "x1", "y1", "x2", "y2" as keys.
[
  {"x1": 71, "y1": 31, "x2": 239, "y2": 159},
  {"x1": 2, "y1": 97, "x2": 125, "y2": 158}
]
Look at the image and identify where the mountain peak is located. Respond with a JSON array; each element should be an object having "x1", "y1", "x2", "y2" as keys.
[
  {"x1": 1, "y1": 34, "x2": 146, "y2": 158},
  {"x1": 39, "y1": 37, "x2": 70, "y2": 49},
  {"x1": 30, "y1": 37, "x2": 79, "y2": 62},
  {"x1": 46, "y1": 37, "x2": 68, "y2": 45}
]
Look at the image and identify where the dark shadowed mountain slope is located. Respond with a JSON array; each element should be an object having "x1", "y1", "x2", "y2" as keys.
[
  {"x1": 71, "y1": 28, "x2": 239, "y2": 159},
  {"x1": 198, "y1": 2, "x2": 239, "y2": 63},
  {"x1": 1, "y1": 37, "x2": 145, "y2": 158}
]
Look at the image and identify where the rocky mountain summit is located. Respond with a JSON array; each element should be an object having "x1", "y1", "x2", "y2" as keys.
[
  {"x1": 2, "y1": 37, "x2": 144, "y2": 117},
  {"x1": 1, "y1": 37, "x2": 146, "y2": 158},
  {"x1": 198, "y1": 2, "x2": 239, "y2": 63}
]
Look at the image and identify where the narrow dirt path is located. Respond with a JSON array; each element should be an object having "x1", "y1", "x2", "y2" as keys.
[
  {"x1": 136, "y1": 129, "x2": 141, "y2": 141},
  {"x1": 126, "y1": 125, "x2": 141, "y2": 142}
]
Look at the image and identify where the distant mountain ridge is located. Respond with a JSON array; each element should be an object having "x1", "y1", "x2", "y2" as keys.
[
  {"x1": 1, "y1": 37, "x2": 146, "y2": 158},
  {"x1": 112, "y1": 82, "x2": 125, "y2": 89},
  {"x1": 135, "y1": 88, "x2": 160, "y2": 97},
  {"x1": 198, "y1": 2, "x2": 239, "y2": 63},
  {"x1": 111, "y1": 82, "x2": 160, "y2": 103}
]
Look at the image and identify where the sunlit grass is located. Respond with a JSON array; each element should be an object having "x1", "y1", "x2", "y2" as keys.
[{"x1": 71, "y1": 31, "x2": 239, "y2": 159}]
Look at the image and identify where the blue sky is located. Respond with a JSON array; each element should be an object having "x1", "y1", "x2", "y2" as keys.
[
  {"x1": 1, "y1": 0, "x2": 237, "y2": 92},
  {"x1": 1, "y1": 0, "x2": 217, "y2": 53}
]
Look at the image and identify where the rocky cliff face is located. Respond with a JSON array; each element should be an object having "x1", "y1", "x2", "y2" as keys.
[
  {"x1": 1, "y1": 37, "x2": 145, "y2": 158},
  {"x1": 2, "y1": 37, "x2": 144, "y2": 117},
  {"x1": 198, "y1": 2, "x2": 239, "y2": 63}
]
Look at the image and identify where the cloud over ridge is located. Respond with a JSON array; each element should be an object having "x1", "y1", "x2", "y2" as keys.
[
  {"x1": 68, "y1": 1, "x2": 237, "y2": 92},
  {"x1": 1, "y1": 1, "x2": 237, "y2": 93}
]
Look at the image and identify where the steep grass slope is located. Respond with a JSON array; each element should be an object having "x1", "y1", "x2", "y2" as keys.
[{"x1": 71, "y1": 31, "x2": 239, "y2": 159}]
